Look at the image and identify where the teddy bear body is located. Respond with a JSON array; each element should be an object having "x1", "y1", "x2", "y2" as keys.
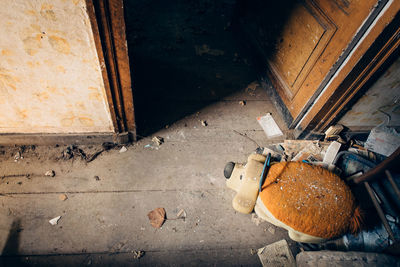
[{"x1": 225, "y1": 154, "x2": 361, "y2": 243}]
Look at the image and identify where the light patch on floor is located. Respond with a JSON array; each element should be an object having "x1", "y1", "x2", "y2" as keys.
[{"x1": 0, "y1": 87, "x2": 296, "y2": 265}]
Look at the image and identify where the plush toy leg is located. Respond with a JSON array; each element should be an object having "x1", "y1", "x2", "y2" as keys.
[
  {"x1": 254, "y1": 197, "x2": 326, "y2": 244},
  {"x1": 232, "y1": 154, "x2": 266, "y2": 214}
]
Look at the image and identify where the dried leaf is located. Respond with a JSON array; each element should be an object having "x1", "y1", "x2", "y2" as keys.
[{"x1": 147, "y1": 208, "x2": 166, "y2": 228}]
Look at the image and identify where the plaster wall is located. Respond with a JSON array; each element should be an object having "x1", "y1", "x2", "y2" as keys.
[
  {"x1": 339, "y1": 55, "x2": 400, "y2": 129},
  {"x1": 0, "y1": 0, "x2": 113, "y2": 133}
]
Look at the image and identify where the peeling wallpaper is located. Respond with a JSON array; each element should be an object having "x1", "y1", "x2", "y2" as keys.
[{"x1": 0, "y1": 0, "x2": 113, "y2": 133}]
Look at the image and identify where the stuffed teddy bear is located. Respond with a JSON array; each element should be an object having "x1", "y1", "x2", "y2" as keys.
[{"x1": 224, "y1": 153, "x2": 362, "y2": 243}]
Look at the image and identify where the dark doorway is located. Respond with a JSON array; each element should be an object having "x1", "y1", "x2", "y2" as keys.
[{"x1": 124, "y1": 0, "x2": 258, "y2": 137}]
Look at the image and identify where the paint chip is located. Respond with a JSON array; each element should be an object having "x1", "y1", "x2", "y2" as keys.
[{"x1": 49, "y1": 216, "x2": 61, "y2": 225}]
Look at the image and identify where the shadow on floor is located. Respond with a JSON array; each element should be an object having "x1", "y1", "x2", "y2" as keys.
[
  {"x1": 124, "y1": 0, "x2": 297, "y2": 137},
  {"x1": 125, "y1": 0, "x2": 256, "y2": 137},
  {"x1": 1, "y1": 218, "x2": 25, "y2": 266}
]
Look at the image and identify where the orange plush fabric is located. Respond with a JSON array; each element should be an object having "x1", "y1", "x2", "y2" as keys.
[{"x1": 259, "y1": 162, "x2": 360, "y2": 239}]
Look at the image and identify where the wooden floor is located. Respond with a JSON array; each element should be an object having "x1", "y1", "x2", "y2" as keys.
[
  {"x1": 0, "y1": 1, "x2": 300, "y2": 265},
  {"x1": 0, "y1": 86, "x2": 299, "y2": 266}
]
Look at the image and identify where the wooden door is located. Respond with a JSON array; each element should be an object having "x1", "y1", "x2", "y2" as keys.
[{"x1": 267, "y1": 0, "x2": 378, "y2": 124}]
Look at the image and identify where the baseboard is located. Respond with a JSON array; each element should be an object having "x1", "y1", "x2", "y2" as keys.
[{"x1": 0, "y1": 132, "x2": 130, "y2": 146}]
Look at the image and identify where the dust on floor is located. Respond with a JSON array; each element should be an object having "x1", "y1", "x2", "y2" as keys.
[
  {"x1": 0, "y1": 0, "x2": 297, "y2": 265},
  {"x1": 0, "y1": 86, "x2": 296, "y2": 266}
]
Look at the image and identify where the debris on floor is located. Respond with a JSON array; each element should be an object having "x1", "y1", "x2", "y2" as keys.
[
  {"x1": 45, "y1": 170, "x2": 56, "y2": 177},
  {"x1": 251, "y1": 213, "x2": 263, "y2": 226},
  {"x1": 233, "y1": 130, "x2": 261, "y2": 148},
  {"x1": 318, "y1": 213, "x2": 400, "y2": 253},
  {"x1": 49, "y1": 216, "x2": 61, "y2": 225},
  {"x1": 195, "y1": 44, "x2": 224, "y2": 56},
  {"x1": 59, "y1": 194, "x2": 68, "y2": 201},
  {"x1": 325, "y1": 124, "x2": 344, "y2": 138},
  {"x1": 102, "y1": 142, "x2": 117, "y2": 151},
  {"x1": 296, "y1": 251, "x2": 400, "y2": 267},
  {"x1": 109, "y1": 241, "x2": 126, "y2": 254},
  {"x1": 364, "y1": 125, "x2": 400, "y2": 157},
  {"x1": 245, "y1": 81, "x2": 260, "y2": 96},
  {"x1": 61, "y1": 145, "x2": 109, "y2": 162},
  {"x1": 200, "y1": 120, "x2": 208, "y2": 127},
  {"x1": 62, "y1": 145, "x2": 75, "y2": 160},
  {"x1": 257, "y1": 239, "x2": 295, "y2": 267},
  {"x1": 323, "y1": 141, "x2": 342, "y2": 165},
  {"x1": 94, "y1": 175, "x2": 100, "y2": 181},
  {"x1": 267, "y1": 226, "x2": 275, "y2": 235},
  {"x1": 1, "y1": 173, "x2": 31, "y2": 179},
  {"x1": 132, "y1": 250, "x2": 145, "y2": 259},
  {"x1": 119, "y1": 146, "x2": 128, "y2": 153},
  {"x1": 147, "y1": 208, "x2": 166, "y2": 228},
  {"x1": 14, "y1": 151, "x2": 23, "y2": 161},
  {"x1": 144, "y1": 141, "x2": 161, "y2": 150},
  {"x1": 176, "y1": 209, "x2": 187, "y2": 221},
  {"x1": 257, "y1": 113, "x2": 283, "y2": 138},
  {"x1": 225, "y1": 124, "x2": 400, "y2": 253},
  {"x1": 152, "y1": 136, "x2": 164, "y2": 146},
  {"x1": 239, "y1": 100, "x2": 246, "y2": 106}
]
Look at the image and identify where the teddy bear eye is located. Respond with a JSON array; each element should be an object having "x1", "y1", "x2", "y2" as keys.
[{"x1": 240, "y1": 175, "x2": 243, "y2": 180}]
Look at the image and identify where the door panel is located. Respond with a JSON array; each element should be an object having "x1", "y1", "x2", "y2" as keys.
[
  {"x1": 267, "y1": 0, "x2": 378, "y2": 121},
  {"x1": 268, "y1": 1, "x2": 336, "y2": 99}
]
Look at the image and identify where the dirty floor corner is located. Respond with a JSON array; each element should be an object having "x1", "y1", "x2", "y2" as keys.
[{"x1": 0, "y1": 85, "x2": 294, "y2": 266}]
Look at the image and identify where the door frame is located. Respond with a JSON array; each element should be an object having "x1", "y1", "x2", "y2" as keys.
[
  {"x1": 294, "y1": 0, "x2": 400, "y2": 138},
  {"x1": 86, "y1": 0, "x2": 136, "y2": 141},
  {"x1": 86, "y1": 0, "x2": 400, "y2": 141}
]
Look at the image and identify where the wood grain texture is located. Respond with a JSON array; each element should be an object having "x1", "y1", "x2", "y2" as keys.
[
  {"x1": 85, "y1": 0, "x2": 119, "y2": 133},
  {"x1": 106, "y1": 0, "x2": 136, "y2": 134},
  {"x1": 298, "y1": 1, "x2": 400, "y2": 134},
  {"x1": 268, "y1": 1, "x2": 335, "y2": 99},
  {"x1": 268, "y1": 0, "x2": 377, "y2": 121},
  {"x1": 308, "y1": 14, "x2": 400, "y2": 132},
  {"x1": 86, "y1": 0, "x2": 136, "y2": 140}
]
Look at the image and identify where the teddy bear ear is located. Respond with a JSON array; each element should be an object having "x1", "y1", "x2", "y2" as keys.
[{"x1": 224, "y1": 162, "x2": 235, "y2": 179}]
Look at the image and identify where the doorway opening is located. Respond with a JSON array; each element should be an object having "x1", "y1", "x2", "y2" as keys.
[{"x1": 124, "y1": 0, "x2": 296, "y2": 137}]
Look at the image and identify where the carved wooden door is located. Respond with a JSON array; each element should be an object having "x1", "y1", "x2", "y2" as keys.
[{"x1": 267, "y1": 0, "x2": 378, "y2": 123}]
